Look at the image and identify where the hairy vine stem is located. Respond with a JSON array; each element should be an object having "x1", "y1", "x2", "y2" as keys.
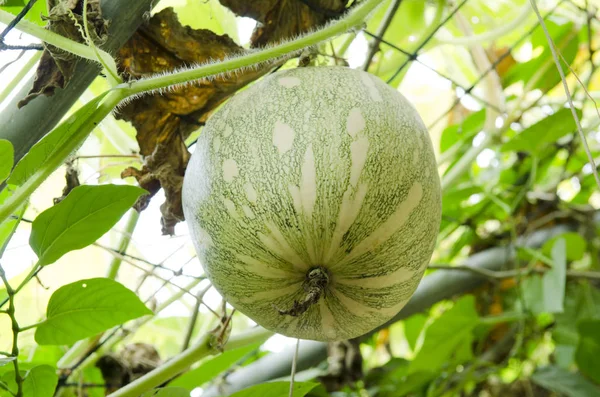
[{"x1": 119, "y1": 0, "x2": 384, "y2": 97}]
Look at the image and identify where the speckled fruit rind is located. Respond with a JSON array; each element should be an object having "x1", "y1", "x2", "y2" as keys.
[{"x1": 182, "y1": 66, "x2": 441, "y2": 341}]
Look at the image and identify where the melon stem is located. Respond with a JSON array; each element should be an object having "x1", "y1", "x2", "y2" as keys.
[{"x1": 277, "y1": 267, "x2": 329, "y2": 317}]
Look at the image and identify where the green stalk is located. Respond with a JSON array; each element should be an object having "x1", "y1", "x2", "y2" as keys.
[
  {"x1": 478, "y1": 312, "x2": 528, "y2": 326},
  {"x1": 108, "y1": 327, "x2": 273, "y2": 397},
  {"x1": 106, "y1": 210, "x2": 140, "y2": 280},
  {"x1": 17, "y1": 321, "x2": 43, "y2": 332},
  {"x1": 0, "y1": 268, "x2": 23, "y2": 397},
  {"x1": 0, "y1": 52, "x2": 42, "y2": 105},
  {"x1": 336, "y1": 32, "x2": 357, "y2": 58},
  {"x1": 0, "y1": 262, "x2": 41, "y2": 308},
  {"x1": 0, "y1": 89, "x2": 126, "y2": 225},
  {"x1": 56, "y1": 278, "x2": 205, "y2": 381},
  {"x1": 55, "y1": 336, "x2": 101, "y2": 370},
  {"x1": 0, "y1": 10, "x2": 118, "y2": 78},
  {"x1": 120, "y1": 0, "x2": 384, "y2": 96}
]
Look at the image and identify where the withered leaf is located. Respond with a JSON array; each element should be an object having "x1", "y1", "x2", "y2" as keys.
[
  {"x1": 119, "y1": 1, "x2": 346, "y2": 234},
  {"x1": 96, "y1": 343, "x2": 161, "y2": 393},
  {"x1": 219, "y1": 0, "x2": 346, "y2": 47},
  {"x1": 117, "y1": 8, "x2": 267, "y2": 235},
  {"x1": 18, "y1": 0, "x2": 108, "y2": 108},
  {"x1": 53, "y1": 160, "x2": 80, "y2": 204}
]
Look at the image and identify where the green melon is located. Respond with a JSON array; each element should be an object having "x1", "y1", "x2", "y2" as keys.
[{"x1": 182, "y1": 66, "x2": 441, "y2": 341}]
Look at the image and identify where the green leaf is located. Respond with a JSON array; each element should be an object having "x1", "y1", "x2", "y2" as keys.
[
  {"x1": 0, "y1": 140, "x2": 14, "y2": 184},
  {"x1": 409, "y1": 295, "x2": 479, "y2": 374},
  {"x1": 364, "y1": 357, "x2": 409, "y2": 388},
  {"x1": 441, "y1": 184, "x2": 483, "y2": 223},
  {"x1": 553, "y1": 282, "x2": 600, "y2": 368},
  {"x1": 501, "y1": 108, "x2": 582, "y2": 155},
  {"x1": 81, "y1": 367, "x2": 105, "y2": 397},
  {"x1": 555, "y1": 344, "x2": 577, "y2": 369},
  {"x1": 1, "y1": 370, "x2": 18, "y2": 395},
  {"x1": 25, "y1": 345, "x2": 64, "y2": 367},
  {"x1": 169, "y1": 343, "x2": 260, "y2": 390},
  {"x1": 453, "y1": 331, "x2": 474, "y2": 364},
  {"x1": 2, "y1": 365, "x2": 59, "y2": 397},
  {"x1": 1, "y1": 0, "x2": 48, "y2": 26},
  {"x1": 545, "y1": 238, "x2": 567, "y2": 313},
  {"x1": 394, "y1": 372, "x2": 435, "y2": 397},
  {"x1": 575, "y1": 320, "x2": 600, "y2": 384},
  {"x1": 403, "y1": 314, "x2": 426, "y2": 352},
  {"x1": 305, "y1": 384, "x2": 329, "y2": 397},
  {"x1": 230, "y1": 382, "x2": 318, "y2": 397},
  {"x1": 542, "y1": 232, "x2": 587, "y2": 261},
  {"x1": 504, "y1": 20, "x2": 578, "y2": 92},
  {"x1": 532, "y1": 366, "x2": 600, "y2": 397},
  {"x1": 439, "y1": 110, "x2": 485, "y2": 153},
  {"x1": 35, "y1": 278, "x2": 152, "y2": 345},
  {"x1": 29, "y1": 184, "x2": 145, "y2": 266},
  {"x1": 22, "y1": 365, "x2": 58, "y2": 397},
  {"x1": 143, "y1": 387, "x2": 190, "y2": 397},
  {"x1": 8, "y1": 93, "x2": 108, "y2": 187},
  {"x1": 523, "y1": 238, "x2": 566, "y2": 314},
  {"x1": 0, "y1": 362, "x2": 37, "y2": 378}
]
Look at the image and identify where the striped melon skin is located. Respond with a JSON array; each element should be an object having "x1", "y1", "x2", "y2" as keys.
[{"x1": 182, "y1": 66, "x2": 441, "y2": 341}]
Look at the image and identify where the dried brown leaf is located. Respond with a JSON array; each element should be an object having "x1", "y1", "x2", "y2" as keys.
[
  {"x1": 220, "y1": 0, "x2": 345, "y2": 47},
  {"x1": 53, "y1": 160, "x2": 80, "y2": 204},
  {"x1": 117, "y1": 8, "x2": 266, "y2": 234},
  {"x1": 120, "y1": 1, "x2": 346, "y2": 234},
  {"x1": 18, "y1": 0, "x2": 108, "y2": 108}
]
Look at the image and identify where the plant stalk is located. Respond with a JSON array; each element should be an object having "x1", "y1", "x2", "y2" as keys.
[
  {"x1": 108, "y1": 327, "x2": 273, "y2": 397},
  {"x1": 0, "y1": 267, "x2": 23, "y2": 397},
  {"x1": 0, "y1": 262, "x2": 41, "y2": 309},
  {"x1": 106, "y1": 210, "x2": 140, "y2": 280}
]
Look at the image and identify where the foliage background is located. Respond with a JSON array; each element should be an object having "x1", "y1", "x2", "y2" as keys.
[{"x1": 0, "y1": 0, "x2": 600, "y2": 396}]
